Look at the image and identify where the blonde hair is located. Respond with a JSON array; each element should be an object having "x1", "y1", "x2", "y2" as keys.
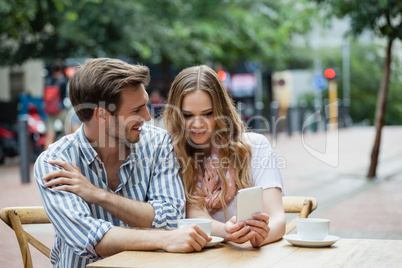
[{"x1": 163, "y1": 65, "x2": 253, "y2": 216}]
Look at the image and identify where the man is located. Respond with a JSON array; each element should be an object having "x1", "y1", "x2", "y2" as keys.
[{"x1": 34, "y1": 58, "x2": 210, "y2": 267}]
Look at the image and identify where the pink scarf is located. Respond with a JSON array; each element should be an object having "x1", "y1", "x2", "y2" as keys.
[{"x1": 194, "y1": 147, "x2": 237, "y2": 215}]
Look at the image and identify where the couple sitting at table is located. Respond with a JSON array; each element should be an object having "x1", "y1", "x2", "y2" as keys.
[{"x1": 34, "y1": 58, "x2": 285, "y2": 267}]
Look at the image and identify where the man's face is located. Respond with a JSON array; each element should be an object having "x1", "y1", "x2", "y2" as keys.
[{"x1": 105, "y1": 85, "x2": 151, "y2": 144}]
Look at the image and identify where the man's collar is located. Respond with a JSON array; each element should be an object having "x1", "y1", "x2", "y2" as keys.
[{"x1": 76, "y1": 125, "x2": 99, "y2": 165}]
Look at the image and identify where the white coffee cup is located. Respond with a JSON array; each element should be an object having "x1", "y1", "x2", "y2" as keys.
[
  {"x1": 178, "y1": 218, "x2": 212, "y2": 236},
  {"x1": 296, "y1": 218, "x2": 330, "y2": 241}
]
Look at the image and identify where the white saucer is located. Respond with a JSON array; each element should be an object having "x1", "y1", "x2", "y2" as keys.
[
  {"x1": 283, "y1": 234, "x2": 340, "y2": 248},
  {"x1": 205, "y1": 236, "x2": 224, "y2": 248}
]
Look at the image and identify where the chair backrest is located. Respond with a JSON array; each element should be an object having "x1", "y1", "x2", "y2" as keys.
[
  {"x1": 282, "y1": 196, "x2": 318, "y2": 234},
  {"x1": 0, "y1": 206, "x2": 51, "y2": 268}
]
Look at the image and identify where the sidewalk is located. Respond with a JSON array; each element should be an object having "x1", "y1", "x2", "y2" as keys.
[
  {"x1": 273, "y1": 126, "x2": 402, "y2": 240},
  {"x1": 0, "y1": 161, "x2": 53, "y2": 268},
  {"x1": 1, "y1": 126, "x2": 402, "y2": 267}
]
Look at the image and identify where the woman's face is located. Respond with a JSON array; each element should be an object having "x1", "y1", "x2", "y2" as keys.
[{"x1": 181, "y1": 89, "x2": 216, "y2": 148}]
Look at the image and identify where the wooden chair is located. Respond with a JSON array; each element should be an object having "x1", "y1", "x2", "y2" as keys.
[
  {"x1": 282, "y1": 196, "x2": 318, "y2": 234},
  {"x1": 0, "y1": 206, "x2": 51, "y2": 268}
]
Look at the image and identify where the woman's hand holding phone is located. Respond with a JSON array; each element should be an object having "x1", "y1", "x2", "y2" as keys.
[
  {"x1": 224, "y1": 216, "x2": 255, "y2": 243},
  {"x1": 245, "y1": 212, "x2": 270, "y2": 247},
  {"x1": 224, "y1": 213, "x2": 270, "y2": 246},
  {"x1": 233, "y1": 186, "x2": 271, "y2": 247}
]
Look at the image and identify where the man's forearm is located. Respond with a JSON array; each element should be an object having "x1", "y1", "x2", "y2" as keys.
[
  {"x1": 95, "y1": 227, "x2": 164, "y2": 256},
  {"x1": 96, "y1": 190, "x2": 155, "y2": 228},
  {"x1": 95, "y1": 224, "x2": 210, "y2": 256}
]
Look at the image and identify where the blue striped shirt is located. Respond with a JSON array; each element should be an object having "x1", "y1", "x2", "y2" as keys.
[{"x1": 34, "y1": 123, "x2": 185, "y2": 267}]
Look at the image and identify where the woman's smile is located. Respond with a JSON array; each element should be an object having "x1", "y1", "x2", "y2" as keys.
[{"x1": 190, "y1": 129, "x2": 208, "y2": 136}]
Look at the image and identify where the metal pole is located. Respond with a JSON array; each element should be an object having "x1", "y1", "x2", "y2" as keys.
[
  {"x1": 324, "y1": 99, "x2": 329, "y2": 131},
  {"x1": 313, "y1": 104, "x2": 321, "y2": 132},
  {"x1": 270, "y1": 102, "x2": 278, "y2": 142},
  {"x1": 18, "y1": 117, "x2": 31, "y2": 183},
  {"x1": 254, "y1": 68, "x2": 263, "y2": 106},
  {"x1": 254, "y1": 68, "x2": 263, "y2": 130},
  {"x1": 255, "y1": 101, "x2": 264, "y2": 131},
  {"x1": 286, "y1": 106, "x2": 292, "y2": 136},
  {"x1": 338, "y1": 99, "x2": 344, "y2": 128},
  {"x1": 299, "y1": 101, "x2": 307, "y2": 132},
  {"x1": 322, "y1": 101, "x2": 327, "y2": 131},
  {"x1": 342, "y1": 40, "x2": 351, "y2": 127},
  {"x1": 313, "y1": 59, "x2": 324, "y2": 109}
]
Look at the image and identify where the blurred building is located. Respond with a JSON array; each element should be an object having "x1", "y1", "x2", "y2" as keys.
[
  {"x1": 0, "y1": 60, "x2": 44, "y2": 102},
  {"x1": 272, "y1": 69, "x2": 317, "y2": 112}
]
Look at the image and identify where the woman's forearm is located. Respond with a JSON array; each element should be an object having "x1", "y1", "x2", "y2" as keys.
[{"x1": 260, "y1": 212, "x2": 286, "y2": 246}]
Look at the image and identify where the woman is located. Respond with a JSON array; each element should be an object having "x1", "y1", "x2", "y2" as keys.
[{"x1": 163, "y1": 65, "x2": 286, "y2": 247}]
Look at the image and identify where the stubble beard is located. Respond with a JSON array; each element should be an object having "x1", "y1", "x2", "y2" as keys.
[{"x1": 106, "y1": 122, "x2": 141, "y2": 148}]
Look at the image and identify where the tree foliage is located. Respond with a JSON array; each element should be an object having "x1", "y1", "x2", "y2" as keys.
[
  {"x1": 315, "y1": 0, "x2": 402, "y2": 40},
  {"x1": 1, "y1": 0, "x2": 318, "y2": 69},
  {"x1": 0, "y1": 0, "x2": 66, "y2": 63}
]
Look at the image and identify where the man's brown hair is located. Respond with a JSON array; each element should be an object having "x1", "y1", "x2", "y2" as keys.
[{"x1": 69, "y1": 58, "x2": 150, "y2": 122}]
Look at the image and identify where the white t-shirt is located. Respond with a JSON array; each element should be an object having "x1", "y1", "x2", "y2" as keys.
[{"x1": 211, "y1": 132, "x2": 284, "y2": 223}]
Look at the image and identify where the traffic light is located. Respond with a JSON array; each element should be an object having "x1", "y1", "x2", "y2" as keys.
[
  {"x1": 217, "y1": 70, "x2": 228, "y2": 82},
  {"x1": 65, "y1": 66, "x2": 76, "y2": 78},
  {"x1": 324, "y1": 68, "x2": 336, "y2": 79},
  {"x1": 324, "y1": 68, "x2": 338, "y2": 130}
]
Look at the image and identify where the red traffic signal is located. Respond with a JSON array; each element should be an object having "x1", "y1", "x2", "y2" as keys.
[
  {"x1": 65, "y1": 66, "x2": 76, "y2": 78},
  {"x1": 324, "y1": 68, "x2": 336, "y2": 79},
  {"x1": 217, "y1": 70, "x2": 228, "y2": 82}
]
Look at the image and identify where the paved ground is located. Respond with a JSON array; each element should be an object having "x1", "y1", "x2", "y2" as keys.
[
  {"x1": 1, "y1": 125, "x2": 401, "y2": 267},
  {"x1": 0, "y1": 162, "x2": 53, "y2": 268}
]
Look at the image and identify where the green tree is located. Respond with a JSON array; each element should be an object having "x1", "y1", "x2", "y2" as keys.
[
  {"x1": 0, "y1": 0, "x2": 66, "y2": 64},
  {"x1": 313, "y1": 0, "x2": 402, "y2": 179},
  {"x1": 386, "y1": 57, "x2": 402, "y2": 125},
  {"x1": 1, "y1": 0, "x2": 318, "y2": 90}
]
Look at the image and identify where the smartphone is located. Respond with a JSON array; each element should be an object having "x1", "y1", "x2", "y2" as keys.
[{"x1": 236, "y1": 186, "x2": 263, "y2": 222}]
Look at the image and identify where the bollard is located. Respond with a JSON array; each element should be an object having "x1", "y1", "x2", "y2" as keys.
[
  {"x1": 18, "y1": 117, "x2": 30, "y2": 183},
  {"x1": 270, "y1": 102, "x2": 278, "y2": 142},
  {"x1": 338, "y1": 99, "x2": 344, "y2": 128},
  {"x1": 343, "y1": 99, "x2": 351, "y2": 127},
  {"x1": 321, "y1": 105, "x2": 327, "y2": 131},
  {"x1": 299, "y1": 102, "x2": 307, "y2": 132},
  {"x1": 255, "y1": 101, "x2": 264, "y2": 131},
  {"x1": 286, "y1": 106, "x2": 292, "y2": 136},
  {"x1": 324, "y1": 99, "x2": 329, "y2": 131},
  {"x1": 313, "y1": 105, "x2": 321, "y2": 132}
]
